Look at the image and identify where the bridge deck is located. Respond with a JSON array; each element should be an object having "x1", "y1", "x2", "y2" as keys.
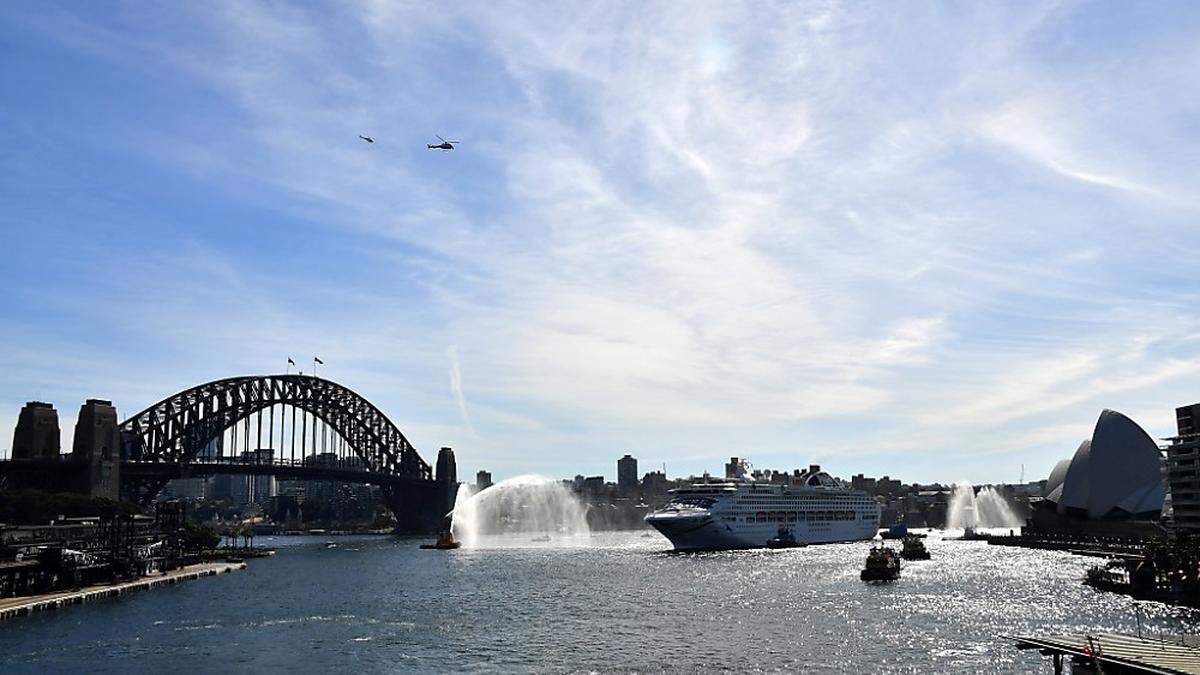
[{"x1": 119, "y1": 458, "x2": 433, "y2": 487}]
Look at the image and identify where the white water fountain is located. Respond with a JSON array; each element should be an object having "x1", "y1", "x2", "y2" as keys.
[
  {"x1": 450, "y1": 474, "x2": 591, "y2": 548},
  {"x1": 946, "y1": 482, "x2": 1023, "y2": 531}
]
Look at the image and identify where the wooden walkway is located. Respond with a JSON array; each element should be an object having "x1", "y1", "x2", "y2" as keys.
[
  {"x1": 1008, "y1": 633, "x2": 1200, "y2": 674},
  {"x1": 0, "y1": 561, "x2": 245, "y2": 621}
]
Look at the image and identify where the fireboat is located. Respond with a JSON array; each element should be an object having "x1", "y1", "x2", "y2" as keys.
[{"x1": 420, "y1": 529, "x2": 461, "y2": 550}]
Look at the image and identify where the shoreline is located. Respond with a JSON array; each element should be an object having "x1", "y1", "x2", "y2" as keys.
[{"x1": 0, "y1": 561, "x2": 246, "y2": 621}]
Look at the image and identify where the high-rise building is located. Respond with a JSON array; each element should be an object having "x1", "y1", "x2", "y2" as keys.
[
  {"x1": 162, "y1": 476, "x2": 207, "y2": 500},
  {"x1": 725, "y1": 457, "x2": 746, "y2": 480},
  {"x1": 249, "y1": 448, "x2": 276, "y2": 504},
  {"x1": 583, "y1": 475, "x2": 606, "y2": 497},
  {"x1": 212, "y1": 448, "x2": 278, "y2": 505},
  {"x1": 162, "y1": 436, "x2": 216, "y2": 501},
  {"x1": 851, "y1": 474, "x2": 878, "y2": 494},
  {"x1": 876, "y1": 476, "x2": 902, "y2": 496},
  {"x1": 641, "y1": 471, "x2": 668, "y2": 503},
  {"x1": 475, "y1": 470, "x2": 492, "y2": 491},
  {"x1": 1178, "y1": 403, "x2": 1200, "y2": 437},
  {"x1": 617, "y1": 454, "x2": 638, "y2": 496},
  {"x1": 209, "y1": 473, "x2": 240, "y2": 503},
  {"x1": 1168, "y1": 403, "x2": 1200, "y2": 534}
]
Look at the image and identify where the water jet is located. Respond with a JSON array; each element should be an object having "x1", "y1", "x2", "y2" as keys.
[{"x1": 449, "y1": 475, "x2": 590, "y2": 548}]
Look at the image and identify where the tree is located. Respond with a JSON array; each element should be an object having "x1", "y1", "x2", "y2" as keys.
[{"x1": 181, "y1": 521, "x2": 220, "y2": 552}]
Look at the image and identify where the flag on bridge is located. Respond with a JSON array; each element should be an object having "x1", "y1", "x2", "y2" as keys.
[
  {"x1": 287, "y1": 357, "x2": 295, "y2": 366},
  {"x1": 314, "y1": 357, "x2": 324, "y2": 365}
]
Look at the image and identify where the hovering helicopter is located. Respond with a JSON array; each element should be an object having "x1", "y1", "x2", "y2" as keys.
[
  {"x1": 359, "y1": 135, "x2": 374, "y2": 143},
  {"x1": 427, "y1": 134, "x2": 459, "y2": 151}
]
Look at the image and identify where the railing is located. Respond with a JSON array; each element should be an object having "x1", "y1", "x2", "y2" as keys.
[
  {"x1": 125, "y1": 455, "x2": 372, "y2": 472},
  {"x1": 118, "y1": 454, "x2": 427, "y2": 487}
]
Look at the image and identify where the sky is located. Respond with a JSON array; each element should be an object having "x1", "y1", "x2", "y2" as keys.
[{"x1": 2, "y1": 2, "x2": 1200, "y2": 486}]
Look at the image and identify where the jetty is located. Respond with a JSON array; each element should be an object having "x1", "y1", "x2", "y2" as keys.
[
  {"x1": 1008, "y1": 633, "x2": 1200, "y2": 674},
  {"x1": 0, "y1": 560, "x2": 244, "y2": 621},
  {"x1": 987, "y1": 532, "x2": 1147, "y2": 558}
]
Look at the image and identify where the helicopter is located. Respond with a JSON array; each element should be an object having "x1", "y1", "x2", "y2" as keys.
[
  {"x1": 359, "y1": 135, "x2": 374, "y2": 143},
  {"x1": 427, "y1": 134, "x2": 459, "y2": 151}
]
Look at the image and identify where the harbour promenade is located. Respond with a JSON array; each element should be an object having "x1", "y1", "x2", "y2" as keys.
[{"x1": 0, "y1": 561, "x2": 244, "y2": 621}]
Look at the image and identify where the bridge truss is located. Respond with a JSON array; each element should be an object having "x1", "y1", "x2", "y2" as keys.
[{"x1": 118, "y1": 374, "x2": 433, "y2": 501}]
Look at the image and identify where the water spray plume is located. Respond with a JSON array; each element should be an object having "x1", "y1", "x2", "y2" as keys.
[
  {"x1": 450, "y1": 475, "x2": 590, "y2": 548},
  {"x1": 946, "y1": 481, "x2": 1023, "y2": 530}
]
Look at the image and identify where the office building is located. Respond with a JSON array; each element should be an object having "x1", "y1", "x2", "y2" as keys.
[
  {"x1": 1168, "y1": 403, "x2": 1200, "y2": 534},
  {"x1": 617, "y1": 454, "x2": 638, "y2": 496}
]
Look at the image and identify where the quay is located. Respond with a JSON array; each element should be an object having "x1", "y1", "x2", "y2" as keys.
[
  {"x1": 1008, "y1": 633, "x2": 1200, "y2": 674},
  {"x1": 987, "y1": 533, "x2": 1147, "y2": 558},
  {"x1": 0, "y1": 561, "x2": 244, "y2": 621}
]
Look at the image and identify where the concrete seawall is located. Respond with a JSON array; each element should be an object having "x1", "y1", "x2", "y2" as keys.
[{"x1": 0, "y1": 561, "x2": 245, "y2": 621}]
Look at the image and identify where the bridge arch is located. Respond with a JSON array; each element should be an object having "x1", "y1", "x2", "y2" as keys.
[{"x1": 119, "y1": 374, "x2": 432, "y2": 488}]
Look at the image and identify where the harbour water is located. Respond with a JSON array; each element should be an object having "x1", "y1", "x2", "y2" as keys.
[{"x1": 0, "y1": 532, "x2": 1195, "y2": 673}]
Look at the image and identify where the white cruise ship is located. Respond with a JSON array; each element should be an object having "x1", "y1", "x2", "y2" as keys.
[{"x1": 644, "y1": 465, "x2": 880, "y2": 551}]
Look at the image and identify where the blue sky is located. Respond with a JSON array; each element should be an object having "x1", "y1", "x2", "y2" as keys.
[{"x1": 2, "y1": 2, "x2": 1200, "y2": 486}]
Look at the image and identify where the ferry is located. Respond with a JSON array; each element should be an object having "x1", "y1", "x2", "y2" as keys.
[{"x1": 644, "y1": 465, "x2": 880, "y2": 551}]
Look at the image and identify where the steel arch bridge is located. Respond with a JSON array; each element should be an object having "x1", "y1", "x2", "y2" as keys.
[
  {"x1": 116, "y1": 374, "x2": 447, "y2": 531},
  {"x1": 122, "y1": 375, "x2": 429, "y2": 476}
]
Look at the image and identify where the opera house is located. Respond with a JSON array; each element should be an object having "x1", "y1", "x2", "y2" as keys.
[{"x1": 1031, "y1": 409, "x2": 1166, "y2": 535}]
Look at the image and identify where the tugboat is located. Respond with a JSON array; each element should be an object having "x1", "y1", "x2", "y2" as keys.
[
  {"x1": 420, "y1": 529, "x2": 462, "y2": 550},
  {"x1": 900, "y1": 535, "x2": 930, "y2": 560},
  {"x1": 860, "y1": 545, "x2": 901, "y2": 582},
  {"x1": 949, "y1": 526, "x2": 986, "y2": 541},
  {"x1": 766, "y1": 525, "x2": 806, "y2": 549}
]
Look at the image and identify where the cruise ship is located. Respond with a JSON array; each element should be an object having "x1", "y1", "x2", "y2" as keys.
[{"x1": 644, "y1": 464, "x2": 880, "y2": 550}]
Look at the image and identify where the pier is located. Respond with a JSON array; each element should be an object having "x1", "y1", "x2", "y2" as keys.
[
  {"x1": 987, "y1": 532, "x2": 1148, "y2": 558},
  {"x1": 0, "y1": 561, "x2": 244, "y2": 621},
  {"x1": 1008, "y1": 633, "x2": 1200, "y2": 674}
]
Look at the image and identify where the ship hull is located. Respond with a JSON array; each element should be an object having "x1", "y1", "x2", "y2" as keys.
[
  {"x1": 646, "y1": 511, "x2": 879, "y2": 551},
  {"x1": 644, "y1": 479, "x2": 881, "y2": 552}
]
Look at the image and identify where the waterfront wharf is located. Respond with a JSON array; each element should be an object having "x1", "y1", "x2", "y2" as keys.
[
  {"x1": 988, "y1": 533, "x2": 1146, "y2": 558},
  {"x1": 0, "y1": 561, "x2": 244, "y2": 621},
  {"x1": 1008, "y1": 633, "x2": 1200, "y2": 674}
]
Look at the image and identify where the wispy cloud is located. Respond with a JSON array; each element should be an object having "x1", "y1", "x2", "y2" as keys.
[
  {"x1": 446, "y1": 345, "x2": 473, "y2": 434},
  {"x1": 3, "y1": 2, "x2": 1200, "y2": 482}
]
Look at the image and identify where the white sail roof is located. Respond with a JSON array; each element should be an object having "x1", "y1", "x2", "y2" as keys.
[{"x1": 1045, "y1": 409, "x2": 1165, "y2": 519}]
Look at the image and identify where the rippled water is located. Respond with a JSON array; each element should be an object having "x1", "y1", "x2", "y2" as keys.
[{"x1": 0, "y1": 531, "x2": 1196, "y2": 673}]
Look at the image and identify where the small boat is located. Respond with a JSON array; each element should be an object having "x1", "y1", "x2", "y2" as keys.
[
  {"x1": 765, "y1": 526, "x2": 806, "y2": 549},
  {"x1": 530, "y1": 535, "x2": 551, "y2": 543},
  {"x1": 860, "y1": 546, "x2": 901, "y2": 582},
  {"x1": 900, "y1": 535, "x2": 930, "y2": 560},
  {"x1": 323, "y1": 541, "x2": 337, "y2": 549},
  {"x1": 948, "y1": 526, "x2": 986, "y2": 541},
  {"x1": 879, "y1": 523, "x2": 908, "y2": 540},
  {"x1": 420, "y1": 529, "x2": 461, "y2": 550}
]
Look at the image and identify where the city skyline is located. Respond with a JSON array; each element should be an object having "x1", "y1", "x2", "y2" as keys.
[{"x1": 4, "y1": 3, "x2": 1200, "y2": 486}]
